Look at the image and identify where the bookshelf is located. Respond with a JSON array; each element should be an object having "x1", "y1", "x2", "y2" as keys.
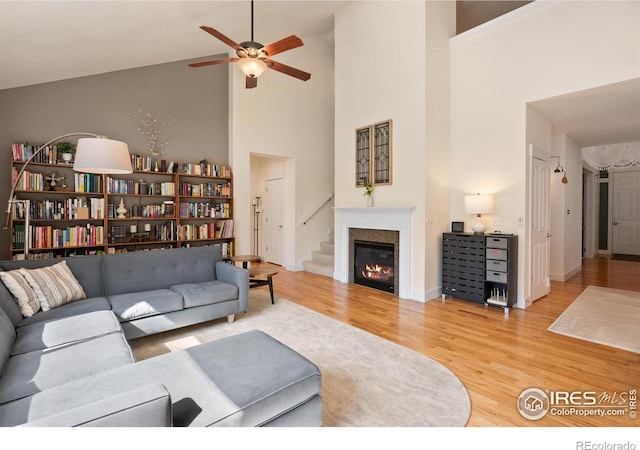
[{"x1": 8, "y1": 148, "x2": 234, "y2": 260}]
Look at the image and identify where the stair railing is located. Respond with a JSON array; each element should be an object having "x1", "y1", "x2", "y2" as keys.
[{"x1": 300, "y1": 192, "x2": 334, "y2": 225}]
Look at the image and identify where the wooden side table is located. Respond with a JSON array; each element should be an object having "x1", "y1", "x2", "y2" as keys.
[
  {"x1": 248, "y1": 267, "x2": 279, "y2": 304},
  {"x1": 230, "y1": 254, "x2": 261, "y2": 269}
]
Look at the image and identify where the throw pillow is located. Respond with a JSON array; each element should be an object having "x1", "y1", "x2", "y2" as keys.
[
  {"x1": 20, "y1": 261, "x2": 87, "y2": 311},
  {"x1": 0, "y1": 270, "x2": 40, "y2": 317}
]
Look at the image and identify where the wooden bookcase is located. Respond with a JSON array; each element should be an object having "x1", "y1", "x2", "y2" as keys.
[{"x1": 8, "y1": 149, "x2": 234, "y2": 260}]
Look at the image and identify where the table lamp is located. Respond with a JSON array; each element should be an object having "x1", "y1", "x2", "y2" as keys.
[{"x1": 465, "y1": 193, "x2": 494, "y2": 234}]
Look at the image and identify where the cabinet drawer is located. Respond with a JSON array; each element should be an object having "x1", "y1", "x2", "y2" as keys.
[
  {"x1": 486, "y1": 248, "x2": 507, "y2": 260},
  {"x1": 486, "y1": 270, "x2": 507, "y2": 283},
  {"x1": 485, "y1": 259, "x2": 507, "y2": 272},
  {"x1": 486, "y1": 237, "x2": 508, "y2": 249}
]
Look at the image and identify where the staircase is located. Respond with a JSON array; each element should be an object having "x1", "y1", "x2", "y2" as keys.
[{"x1": 302, "y1": 233, "x2": 334, "y2": 277}]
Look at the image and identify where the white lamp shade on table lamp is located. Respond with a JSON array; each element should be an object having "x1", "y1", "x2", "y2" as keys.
[
  {"x1": 464, "y1": 194, "x2": 494, "y2": 234},
  {"x1": 73, "y1": 138, "x2": 132, "y2": 174}
]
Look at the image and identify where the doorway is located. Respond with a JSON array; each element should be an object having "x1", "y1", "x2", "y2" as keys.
[
  {"x1": 263, "y1": 176, "x2": 285, "y2": 265},
  {"x1": 612, "y1": 170, "x2": 640, "y2": 256},
  {"x1": 529, "y1": 146, "x2": 551, "y2": 303}
]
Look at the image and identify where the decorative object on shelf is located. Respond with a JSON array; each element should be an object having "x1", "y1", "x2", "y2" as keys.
[
  {"x1": 45, "y1": 173, "x2": 64, "y2": 190},
  {"x1": 551, "y1": 156, "x2": 568, "y2": 184},
  {"x1": 464, "y1": 193, "x2": 494, "y2": 234},
  {"x1": 4, "y1": 131, "x2": 133, "y2": 256},
  {"x1": 56, "y1": 141, "x2": 76, "y2": 162},
  {"x1": 363, "y1": 180, "x2": 374, "y2": 207},
  {"x1": 188, "y1": 1, "x2": 311, "y2": 89},
  {"x1": 451, "y1": 221, "x2": 464, "y2": 233},
  {"x1": 139, "y1": 180, "x2": 149, "y2": 195},
  {"x1": 134, "y1": 109, "x2": 174, "y2": 170},
  {"x1": 116, "y1": 199, "x2": 127, "y2": 219}
]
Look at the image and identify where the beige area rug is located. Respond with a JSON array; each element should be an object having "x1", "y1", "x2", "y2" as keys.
[
  {"x1": 131, "y1": 290, "x2": 471, "y2": 427},
  {"x1": 548, "y1": 285, "x2": 640, "y2": 354}
]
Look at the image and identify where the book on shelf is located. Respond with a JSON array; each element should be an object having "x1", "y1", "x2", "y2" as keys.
[{"x1": 12, "y1": 143, "x2": 59, "y2": 164}]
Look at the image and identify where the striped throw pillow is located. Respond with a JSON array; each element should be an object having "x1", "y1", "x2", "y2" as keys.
[
  {"x1": 20, "y1": 261, "x2": 86, "y2": 311},
  {"x1": 0, "y1": 270, "x2": 41, "y2": 317}
]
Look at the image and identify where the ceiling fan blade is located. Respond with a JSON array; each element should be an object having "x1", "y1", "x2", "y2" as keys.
[
  {"x1": 246, "y1": 76, "x2": 258, "y2": 89},
  {"x1": 199, "y1": 25, "x2": 243, "y2": 51},
  {"x1": 266, "y1": 60, "x2": 311, "y2": 82},
  {"x1": 262, "y1": 35, "x2": 304, "y2": 57},
  {"x1": 188, "y1": 57, "x2": 239, "y2": 68}
]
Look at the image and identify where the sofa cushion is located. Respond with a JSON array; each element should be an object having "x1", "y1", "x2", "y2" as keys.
[
  {"x1": 0, "y1": 269, "x2": 40, "y2": 317},
  {"x1": 169, "y1": 280, "x2": 239, "y2": 308},
  {"x1": 0, "y1": 344, "x2": 241, "y2": 427},
  {"x1": 16, "y1": 296, "x2": 111, "y2": 328},
  {"x1": 0, "y1": 255, "x2": 104, "y2": 300},
  {"x1": 12, "y1": 310, "x2": 123, "y2": 356},
  {"x1": 0, "y1": 307, "x2": 16, "y2": 375},
  {"x1": 184, "y1": 330, "x2": 322, "y2": 426},
  {"x1": 108, "y1": 289, "x2": 184, "y2": 322},
  {"x1": 0, "y1": 332, "x2": 135, "y2": 405},
  {"x1": 0, "y1": 269, "x2": 24, "y2": 327},
  {"x1": 19, "y1": 383, "x2": 172, "y2": 427},
  {"x1": 20, "y1": 261, "x2": 86, "y2": 311},
  {"x1": 103, "y1": 246, "x2": 220, "y2": 296}
]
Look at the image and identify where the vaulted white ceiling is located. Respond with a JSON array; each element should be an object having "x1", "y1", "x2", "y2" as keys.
[{"x1": 1, "y1": 1, "x2": 638, "y2": 149}]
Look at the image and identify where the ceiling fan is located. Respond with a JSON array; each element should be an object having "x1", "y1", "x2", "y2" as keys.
[{"x1": 189, "y1": 1, "x2": 311, "y2": 89}]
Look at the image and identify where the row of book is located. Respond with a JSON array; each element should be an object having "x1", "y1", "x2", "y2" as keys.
[
  {"x1": 12, "y1": 143, "x2": 59, "y2": 164},
  {"x1": 12, "y1": 168, "x2": 103, "y2": 194},
  {"x1": 177, "y1": 220, "x2": 234, "y2": 241},
  {"x1": 130, "y1": 154, "x2": 158, "y2": 172},
  {"x1": 107, "y1": 178, "x2": 176, "y2": 196},
  {"x1": 177, "y1": 161, "x2": 231, "y2": 178},
  {"x1": 179, "y1": 181, "x2": 231, "y2": 198},
  {"x1": 12, "y1": 197, "x2": 104, "y2": 220},
  {"x1": 74, "y1": 173, "x2": 103, "y2": 193},
  {"x1": 12, "y1": 224, "x2": 105, "y2": 250},
  {"x1": 179, "y1": 201, "x2": 230, "y2": 219}
]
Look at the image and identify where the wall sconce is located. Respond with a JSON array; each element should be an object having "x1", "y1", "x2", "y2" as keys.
[
  {"x1": 464, "y1": 193, "x2": 494, "y2": 234},
  {"x1": 551, "y1": 156, "x2": 568, "y2": 184}
]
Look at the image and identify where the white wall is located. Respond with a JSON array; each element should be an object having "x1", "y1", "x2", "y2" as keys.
[
  {"x1": 451, "y1": 1, "x2": 640, "y2": 307},
  {"x1": 334, "y1": 1, "x2": 429, "y2": 300},
  {"x1": 424, "y1": 1, "x2": 456, "y2": 299},
  {"x1": 230, "y1": 34, "x2": 335, "y2": 270}
]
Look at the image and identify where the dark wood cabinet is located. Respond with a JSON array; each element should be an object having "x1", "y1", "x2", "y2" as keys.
[{"x1": 442, "y1": 232, "x2": 518, "y2": 311}]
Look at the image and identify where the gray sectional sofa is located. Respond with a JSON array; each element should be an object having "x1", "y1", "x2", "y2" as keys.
[{"x1": 0, "y1": 246, "x2": 323, "y2": 426}]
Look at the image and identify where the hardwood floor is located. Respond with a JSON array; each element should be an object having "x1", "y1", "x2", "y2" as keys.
[{"x1": 256, "y1": 256, "x2": 639, "y2": 427}]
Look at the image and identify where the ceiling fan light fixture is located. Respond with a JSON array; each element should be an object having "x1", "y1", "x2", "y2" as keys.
[{"x1": 238, "y1": 57, "x2": 268, "y2": 78}]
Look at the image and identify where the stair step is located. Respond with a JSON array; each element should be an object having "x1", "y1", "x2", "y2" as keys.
[
  {"x1": 302, "y1": 259, "x2": 334, "y2": 278},
  {"x1": 311, "y1": 250, "x2": 334, "y2": 265},
  {"x1": 320, "y1": 241, "x2": 334, "y2": 254}
]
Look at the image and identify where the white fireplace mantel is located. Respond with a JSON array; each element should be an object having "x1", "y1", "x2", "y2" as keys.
[{"x1": 334, "y1": 205, "x2": 416, "y2": 299}]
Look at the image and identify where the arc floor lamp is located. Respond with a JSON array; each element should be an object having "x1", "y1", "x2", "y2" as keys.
[{"x1": 4, "y1": 133, "x2": 133, "y2": 256}]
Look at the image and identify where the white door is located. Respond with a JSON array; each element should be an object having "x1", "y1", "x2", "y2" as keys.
[
  {"x1": 530, "y1": 148, "x2": 551, "y2": 303},
  {"x1": 263, "y1": 177, "x2": 285, "y2": 265},
  {"x1": 612, "y1": 171, "x2": 640, "y2": 256}
]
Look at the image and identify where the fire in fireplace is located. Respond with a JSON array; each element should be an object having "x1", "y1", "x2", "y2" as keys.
[{"x1": 353, "y1": 240, "x2": 395, "y2": 293}]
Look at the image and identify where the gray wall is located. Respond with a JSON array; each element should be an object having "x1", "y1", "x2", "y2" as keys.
[{"x1": 0, "y1": 56, "x2": 228, "y2": 260}]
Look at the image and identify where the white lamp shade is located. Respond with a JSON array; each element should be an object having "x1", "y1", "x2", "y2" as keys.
[
  {"x1": 464, "y1": 194, "x2": 494, "y2": 215},
  {"x1": 237, "y1": 58, "x2": 268, "y2": 78},
  {"x1": 73, "y1": 138, "x2": 132, "y2": 174}
]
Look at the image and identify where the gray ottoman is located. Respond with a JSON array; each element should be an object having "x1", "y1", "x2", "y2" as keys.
[{"x1": 0, "y1": 330, "x2": 322, "y2": 427}]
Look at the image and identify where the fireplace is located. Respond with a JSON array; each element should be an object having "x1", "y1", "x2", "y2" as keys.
[{"x1": 353, "y1": 240, "x2": 395, "y2": 293}]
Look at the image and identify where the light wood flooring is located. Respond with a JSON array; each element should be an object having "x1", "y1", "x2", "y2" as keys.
[{"x1": 253, "y1": 256, "x2": 639, "y2": 427}]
